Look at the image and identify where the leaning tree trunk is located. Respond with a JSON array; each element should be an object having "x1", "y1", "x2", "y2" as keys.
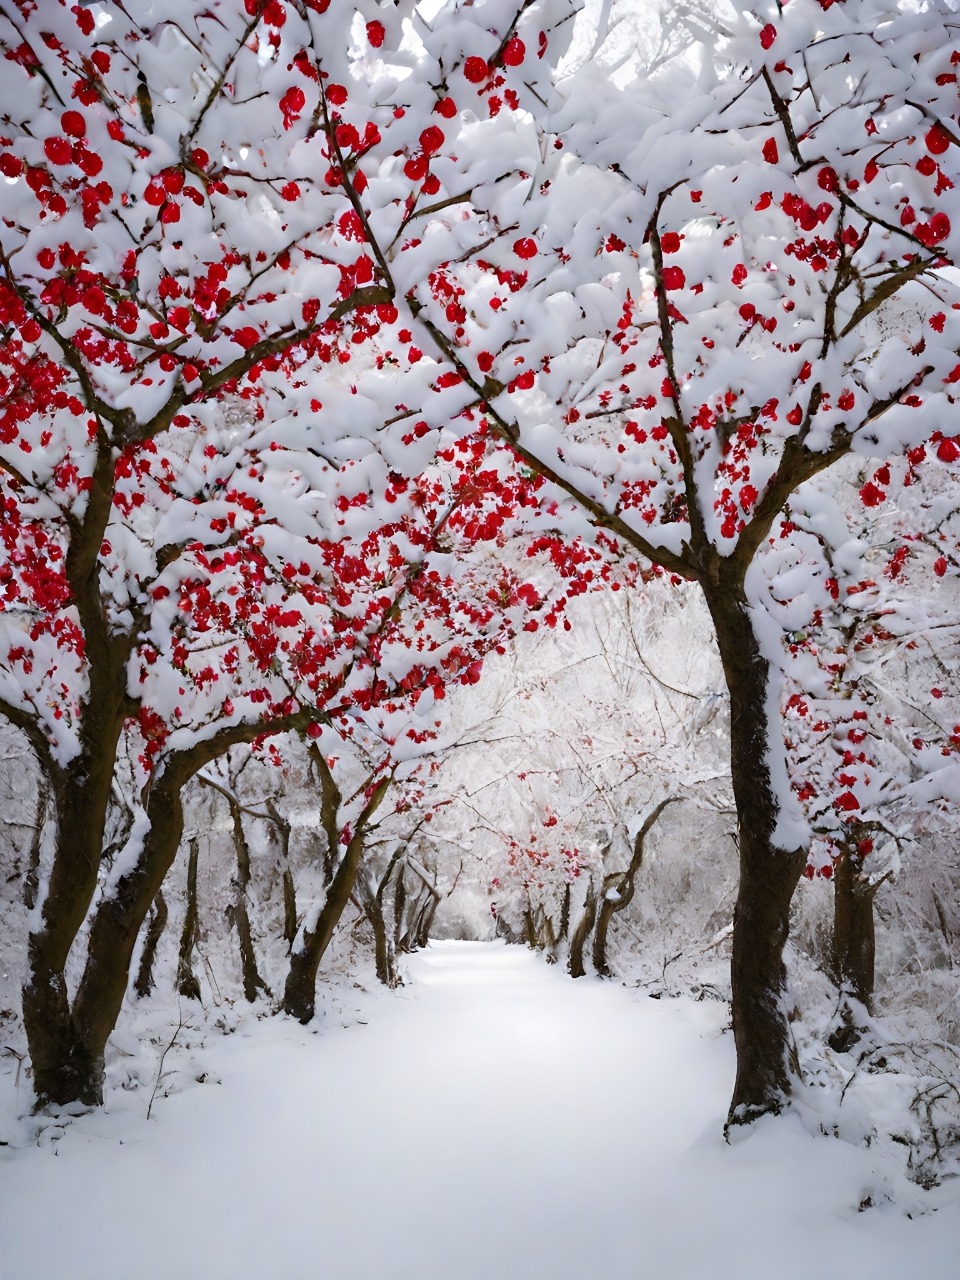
[
  {"x1": 702, "y1": 567, "x2": 806, "y2": 1127},
  {"x1": 593, "y1": 798, "x2": 681, "y2": 978},
  {"x1": 66, "y1": 722, "x2": 299, "y2": 1106},
  {"x1": 568, "y1": 880, "x2": 598, "y2": 979},
  {"x1": 283, "y1": 778, "x2": 389, "y2": 1023},
  {"x1": 68, "y1": 758, "x2": 195, "y2": 1103}
]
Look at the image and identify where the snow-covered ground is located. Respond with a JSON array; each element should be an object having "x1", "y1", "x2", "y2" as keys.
[{"x1": 1, "y1": 941, "x2": 958, "y2": 1279}]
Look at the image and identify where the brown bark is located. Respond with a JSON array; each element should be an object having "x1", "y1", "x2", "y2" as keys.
[
  {"x1": 568, "y1": 880, "x2": 598, "y2": 979},
  {"x1": 357, "y1": 848, "x2": 402, "y2": 986},
  {"x1": 22, "y1": 744, "x2": 128, "y2": 1107},
  {"x1": 133, "y1": 890, "x2": 168, "y2": 999},
  {"x1": 394, "y1": 862, "x2": 408, "y2": 951},
  {"x1": 177, "y1": 837, "x2": 202, "y2": 1001},
  {"x1": 226, "y1": 801, "x2": 269, "y2": 1003},
  {"x1": 701, "y1": 562, "x2": 806, "y2": 1127},
  {"x1": 197, "y1": 772, "x2": 269, "y2": 1002},
  {"x1": 63, "y1": 717, "x2": 310, "y2": 1106},
  {"x1": 283, "y1": 777, "x2": 389, "y2": 1023},
  {"x1": 832, "y1": 845, "x2": 887, "y2": 1011},
  {"x1": 592, "y1": 798, "x2": 681, "y2": 978},
  {"x1": 264, "y1": 799, "x2": 297, "y2": 950},
  {"x1": 21, "y1": 781, "x2": 48, "y2": 911}
]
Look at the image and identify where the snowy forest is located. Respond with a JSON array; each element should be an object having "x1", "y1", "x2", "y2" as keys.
[{"x1": 1, "y1": 0, "x2": 959, "y2": 1273}]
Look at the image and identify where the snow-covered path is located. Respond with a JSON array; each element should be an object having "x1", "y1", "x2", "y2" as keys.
[{"x1": 1, "y1": 941, "x2": 958, "y2": 1279}]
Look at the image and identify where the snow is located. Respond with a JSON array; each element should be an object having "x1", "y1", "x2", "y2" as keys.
[{"x1": 2, "y1": 941, "x2": 957, "y2": 1279}]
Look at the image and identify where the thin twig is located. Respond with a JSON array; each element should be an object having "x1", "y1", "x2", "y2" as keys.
[{"x1": 146, "y1": 1008, "x2": 186, "y2": 1120}]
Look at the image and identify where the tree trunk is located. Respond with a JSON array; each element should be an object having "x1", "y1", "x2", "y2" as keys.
[
  {"x1": 283, "y1": 778, "x2": 388, "y2": 1023},
  {"x1": 67, "y1": 763, "x2": 192, "y2": 1104},
  {"x1": 394, "y1": 862, "x2": 408, "y2": 952},
  {"x1": 593, "y1": 798, "x2": 681, "y2": 978},
  {"x1": 264, "y1": 800, "x2": 297, "y2": 950},
  {"x1": 65, "y1": 722, "x2": 295, "y2": 1106},
  {"x1": 22, "y1": 751, "x2": 125, "y2": 1108},
  {"x1": 568, "y1": 880, "x2": 598, "y2": 979},
  {"x1": 832, "y1": 849, "x2": 878, "y2": 1010},
  {"x1": 22, "y1": 781, "x2": 48, "y2": 911},
  {"x1": 358, "y1": 849, "x2": 401, "y2": 987},
  {"x1": 224, "y1": 793, "x2": 269, "y2": 1002},
  {"x1": 702, "y1": 567, "x2": 806, "y2": 1127},
  {"x1": 177, "y1": 837, "x2": 202, "y2": 1001},
  {"x1": 133, "y1": 890, "x2": 168, "y2": 999}
]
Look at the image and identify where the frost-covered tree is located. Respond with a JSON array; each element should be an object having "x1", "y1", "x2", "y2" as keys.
[
  {"x1": 392, "y1": 0, "x2": 960, "y2": 1122},
  {"x1": 0, "y1": 0, "x2": 590, "y2": 1105}
]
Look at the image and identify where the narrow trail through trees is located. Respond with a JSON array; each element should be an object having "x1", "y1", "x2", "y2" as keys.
[{"x1": 0, "y1": 942, "x2": 956, "y2": 1280}]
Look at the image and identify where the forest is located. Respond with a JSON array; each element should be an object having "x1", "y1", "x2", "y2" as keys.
[{"x1": 0, "y1": 0, "x2": 959, "y2": 1273}]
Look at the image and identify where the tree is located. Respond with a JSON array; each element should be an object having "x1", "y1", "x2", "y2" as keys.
[
  {"x1": 385, "y1": 0, "x2": 960, "y2": 1121},
  {"x1": 775, "y1": 448, "x2": 960, "y2": 1015},
  {"x1": 0, "y1": 0, "x2": 591, "y2": 1104}
]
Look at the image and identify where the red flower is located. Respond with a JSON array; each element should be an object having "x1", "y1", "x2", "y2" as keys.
[
  {"x1": 762, "y1": 137, "x2": 779, "y2": 164},
  {"x1": 419, "y1": 126, "x2": 444, "y2": 155},
  {"x1": 835, "y1": 791, "x2": 860, "y2": 812},
  {"x1": 280, "y1": 86, "x2": 306, "y2": 130},
  {"x1": 366, "y1": 20, "x2": 385, "y2": 48},
  {"x1": 61, "y1": 110, "x2": 86, "y2": 138},
  {"x1": 926, "y1": 125, "x2": 951, "y2": 156},
  {"x1": 464, "y1": 57, "x2": 488, "y2": 83},
  {"x1": 661, "y1": 266, "x2": 685, "y2": 290},
  {"x1": 759, "y1": 23, "x2": 777, "y2": 48},
  {"x1": 503, "y1": 37, "x2": 525, "y2": 66},
  {"x1": 403, "y1": 155, "x2": 428, "y2": 181},
  {"x1": 660, "y1": 231, "x2": 681, "y2": 254},
  {"x1": 335, "y1": 122, "x2": 360, "y2": 151},
  {"x1": 231, "y1": 327, "x2": 260, "y2": 350},
  {"x1": 43, "y1": 137, "x2": 72, "y2": 166},
  {"x1": 513, "y1": 237, "x2": 538, "y2": 259}
]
